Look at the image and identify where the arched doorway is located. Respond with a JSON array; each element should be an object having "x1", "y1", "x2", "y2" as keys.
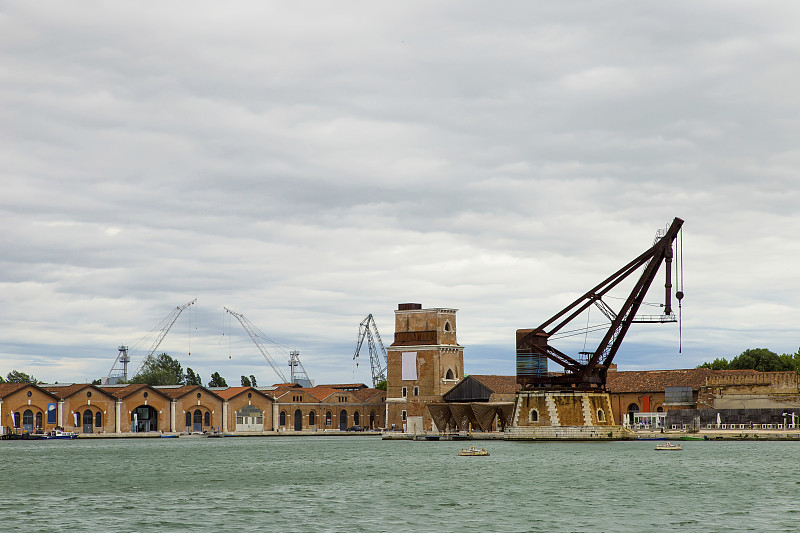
[
  {"x1": 279, "y1": 411, "x2": 286, "y2": 426},
  {"x1": 294, "y1": 409, "x2": 303, "y2": 431},
  {"x1": 353, "y1": 411, "x2": 360, "y2": 427},
  {"x1": 36, "y1": 412, "x2": 43, "y2": 432},
  {"x1": 309, "y1": 411, "x2": 316, "y2": 426},
  {"x1": 627, "y1": 403, "x2": 640, "y2": 426},
  {"x1": 132, "y1": 406, "x2": 158, "y2": 432},
  {"x1": 339, "y1": 410, "x2": 347, "y2": 431},
  {"x1": 185, "y1": 411, "x2": 192, "y2": 429},
  {"x1": 369, "y1": 411, "x2": 376, "y2": 429},
  {"x1": 83, "y1": 409, "x2": 94, "y2": 433},
  {"x1": 22, "y1": 409, "x2": 34, "y2": 433},
  {"x1": 193, "y1": 409, "x2": 203, "y2": 432}
]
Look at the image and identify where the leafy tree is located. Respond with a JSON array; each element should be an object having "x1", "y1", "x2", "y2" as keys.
[
  {"x1": 130, "y1": 353, "x2": 183, "y2": 386},
  {"x1": 249, "y1": 375, "x2": 257, "y2": 387},
  {"x1": 729, "y1": 348, "x2": 785, "y2": 372},
  {"x1": 697, "y1": 358, "x2": 730, "y2": 370},
  {"x1": 375, "y1": 379, "x2": 387, "y2": 391},
  {"x1": 241, "y1": 375, "x2": 251, "y2": 387},
  {"x1": 209, "y1": 372, "x2": 227, "y2": 387},
  {"x1": 6, "y1": 370, "x2": 37, "y2": 383},
  {"x1": 185, "y1": 367, "x2": 202, "y2": 386},
  {"x1": 92, "y1": 378, "x2": 102, "y2": 385}
]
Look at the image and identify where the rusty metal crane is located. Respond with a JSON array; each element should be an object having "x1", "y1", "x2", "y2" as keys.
[{"x1": 517, "y1": 217, "x2": 684, "y2": 390}]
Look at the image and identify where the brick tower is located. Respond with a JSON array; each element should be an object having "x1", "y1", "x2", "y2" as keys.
[{"x1": 385, "y1": 303, "x2": 464, "y2": 432}]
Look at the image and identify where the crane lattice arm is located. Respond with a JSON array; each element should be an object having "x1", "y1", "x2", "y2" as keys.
[
  {"x1": 353, "y1": 314, "x2": 388, "y2": 388},
  {"x1": 224, "y1": 307, "x2": 288, "y2": 383},
  {"x1": 132, "y1": 298, "x2": 197, "y2": 376},
  {"x1": 517, "y1": 217, "x2": 684, "y2": 390}
]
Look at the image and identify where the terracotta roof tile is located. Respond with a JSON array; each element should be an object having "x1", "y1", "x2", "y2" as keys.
[
  {"x1": 468, "y1": 375, "x2": 521, "y2": 395},
  {"x1": 605, "y1": 368, "x2": 759, "y2": 393},
  {"x1": 0, "y1": 383, "x2": 30, "y2": 398}
]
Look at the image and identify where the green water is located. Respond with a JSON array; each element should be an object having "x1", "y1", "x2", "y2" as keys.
[{"x1": 1, "y1": 436, "x2": 798, "y2": 532}]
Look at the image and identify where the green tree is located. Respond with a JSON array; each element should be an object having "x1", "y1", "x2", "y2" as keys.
[
  {"x1": 6, "y1": 370, "x2": 37, "y2": 383},
  {"x1": 92, "y1": 378, "x2": 102, "y2": 385},
  {"x1": 209, "y1": 372, "x2": 227, "y2": 387},
  {"x1": 729, "y1": 348, "x2": 785, "y2": 372},
  {"x1": 249, "y1": 375, "x2": 257, "y2": 387},
  {"x1": 185, "y1": 367, "x2": 202, "y2": 386},
  {"x1": 130, "y1": 353, "x2": 183, "y2": 386},
  {"x1": 697, "y1": 358, "x2": 729, "y2": 370},
  {"x1": 241, "y1": 375, "x2": 251, "y2": 387},
  {"x1": 375, "y1": 379, "x2": 387, "y2": 391}
]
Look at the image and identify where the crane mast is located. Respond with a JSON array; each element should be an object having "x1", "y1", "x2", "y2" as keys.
[
  {"x1": 106, "y1": 298, "x2": 196, "y2": 383},
  {"x1": 353, "y1": 314, "x2": 388, "y2": 388},
  {"x1": 224, "y1": 307, "x2": 290, "y2": 384}
]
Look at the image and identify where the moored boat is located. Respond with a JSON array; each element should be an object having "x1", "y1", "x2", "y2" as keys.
[
  {"x1": 458, "y1": 445, "x2": 489, "y2": 456},
  {"x1": 655, "y1": 442, "x2": 682, "y2": 451},
  {"x1": 46, "y1": 429, "x2": 78, "y2": 440}
]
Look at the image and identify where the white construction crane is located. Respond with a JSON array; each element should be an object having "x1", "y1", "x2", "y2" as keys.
[
  {"x1": 106, "y1": 298, "x2": 197, "y2": 384},
  {"x1": 353, "y1": 314, "x2": 387, "y2": 388},
  {"x1": 224, "y1": 307, "x2": 312, "y2": 387}
]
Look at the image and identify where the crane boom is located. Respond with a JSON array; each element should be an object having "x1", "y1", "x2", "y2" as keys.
[
  {"x1": 353, "y1": 314, "x2": 388, "y2": 387},
  {"x1": 517, "y1": 217, "x2": 684, "y2": 390},
  {"x1": 130, "y1": 298, "x2": 197, "y2": 378},
  {"x1": 224, "y1": 307, "x2": 288, "y2": 383}
]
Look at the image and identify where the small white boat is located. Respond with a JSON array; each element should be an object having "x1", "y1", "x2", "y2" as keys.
[
  {"x1": 655, "y1": 442, "x2": 682, "y2": 451},
  {"x1": 458, "y1": 445, "x2": 489, "y2": 456},
  {"x1": 46, "y1": 429, "x2": 78, "y2": 440}
]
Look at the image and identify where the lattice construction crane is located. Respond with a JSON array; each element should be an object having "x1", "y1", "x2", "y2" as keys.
[
  {"x1": 225, "y1": 307, "x2": 313, "y2": 387},
  {"x1": 106, "y1": 298, "x2": 197, "y2": 384},
  {"x1": 353, "y1": 314, "x2": 388, "y2": 388},
  {"x1": 517, "y1": 217, "x2": 684, "y2": 390}
]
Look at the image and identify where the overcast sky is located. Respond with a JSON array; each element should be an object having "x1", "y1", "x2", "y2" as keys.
[{"x1": 2, "y1": 1, "x2": 799, "y2": 386}]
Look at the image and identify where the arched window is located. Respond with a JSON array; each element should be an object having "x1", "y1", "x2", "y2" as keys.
[
  {"x1": 413, "y1": 386, "x2": 419, "y2": 396},
  {"x1": 14, "y1": 412, "x2": 21, "y2": 428},
  {"x1": 326, "y1": 411, "x2": 332, "y2": 426},
  {"x1": 444, "y1": 321, "x2": 451, "y2": 332},
  {"x1": 204, "y1": 412, "x2": 210, "y2": 426},
  {"x1": 186, "y1": 412, "x2": 192, "y2": 427},
  {"x1": 95, "y1": 411, "x2": 102, "y2": 428},
  {"x1": 656, "y1": 406, "x2": 664, "y2": 412},
  {"x1": 354, "y1": 411, "x2": 360, "y2": 426},
  {"x1": 309, "y1": 411, "x2": 316, "y2": 426},
  {"x1": 83, "y1": 409, "x2": 93, "y2": 426},
  {"x1": 23, "y1": 409, "x2": 34, "y2": 426},
  {"x1": 445, "y1": 369, "x2": 455, "y2": 380},
  {"x1": 402, "y1": 387, "x2": 407, "y2": 397},
  {"x1": 597, "y1": 409, "x2": 606, "y2": 422},
  {"x1": 279, "y1": 411, "x2": 286, "y2": 426},
  {"x1": 35, "y1": 412, "x2": 43, "y2": 430},
  {"x1": 529, "y1": 409, "x2": 539, "y2": 423},
  {"x1": 370, "y1": 411, "x2": 376, "y2": 429},
  {"x1": 339, "y1": 410, "x2": 347, "y2": 431}
]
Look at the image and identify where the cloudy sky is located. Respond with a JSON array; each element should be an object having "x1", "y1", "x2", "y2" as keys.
[{"x1": 2, "y1": 1, "x2": 799, "y2": 386}]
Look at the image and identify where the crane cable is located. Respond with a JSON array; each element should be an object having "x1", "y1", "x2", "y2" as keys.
[{"x1": 676, "y1": 228, "x2": 684, "y2": 353}]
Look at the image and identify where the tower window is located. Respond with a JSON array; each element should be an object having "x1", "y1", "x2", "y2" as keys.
[
  {"x1": 413, "y1": 386, "x2": 419, "y2": 396},
  {"x1": 444, "y1": 321, "x2": 451, "y2": 332},
  {"x1": 401, "y1": 410, "x2": 407, "y2": 421},
  {"x1": 529, "y1": 409, "x2": 539, "y2": 423},
  {"x1": 402, "y1": 387, "x2": 407, "y2": 397},
  {"x1": 445, "y1": 369, "x2": 455, "y2": 380}
]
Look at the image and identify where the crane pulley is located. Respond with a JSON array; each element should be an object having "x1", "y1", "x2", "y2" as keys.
[{"x1": 353, "y1": 314, "x2": 388, "y2": 388}]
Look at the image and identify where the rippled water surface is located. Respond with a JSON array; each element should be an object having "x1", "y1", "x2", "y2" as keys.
[{"x1": 1, "y1": 436, "x2": 798, "y2": 532}]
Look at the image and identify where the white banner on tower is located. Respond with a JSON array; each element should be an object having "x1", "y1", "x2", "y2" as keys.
[{"x1": 401, "y1": 352, "x2": 417, "y2": 381}]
